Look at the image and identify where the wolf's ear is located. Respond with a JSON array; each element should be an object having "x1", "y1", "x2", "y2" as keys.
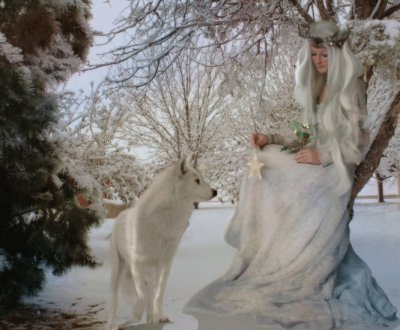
[
  {"x1": 180, "y1": 158, "x2": 188, "y2": 175},
  {"x1": 180, "y1": 155, "x2": 194, "y2": 175}
]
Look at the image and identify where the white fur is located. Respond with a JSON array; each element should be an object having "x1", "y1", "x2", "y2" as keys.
[{"x1": 107, "y1": 159, "x2": 216, "y2": 330}]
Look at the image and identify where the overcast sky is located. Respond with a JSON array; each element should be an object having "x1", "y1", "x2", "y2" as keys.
[{"x1": 66, "y1": 0, "x2": 128, "y2": 94}]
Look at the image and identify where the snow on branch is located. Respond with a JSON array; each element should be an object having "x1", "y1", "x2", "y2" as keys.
[
  {"x1": 349, "y1": 19, "x2": 400, "y2": 81},
  {"x1": 56, "y1": 86, "x2": 148, "y2": 203},
  {"x1": 91, "y1": 0, "x2": 285, "y2": 86},
  {"x1": 0, "y1": 33, "x2": 23, "y2": 64},
  {"x1": 0, "y1": 0, "x2": 92, "y2": 83}
]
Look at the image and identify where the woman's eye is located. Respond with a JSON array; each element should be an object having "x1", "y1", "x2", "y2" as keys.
[
  {"x1": 322, "y1": 53, "x2": 328, "y2": 57},
  {"x1": 195, "y1": 179, "x2": 200, "y2": 184},
  {"x1": 311, "y1": 53, "x2": 316, "y2": 56}
]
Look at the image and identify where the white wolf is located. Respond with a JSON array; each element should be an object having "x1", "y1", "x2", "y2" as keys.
[{"x1": 107, "y1": 158, "x2": 217, "y2": 330}]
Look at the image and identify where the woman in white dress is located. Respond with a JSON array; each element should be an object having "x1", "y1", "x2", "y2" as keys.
[{"x1": 184, "y1": 21, "x2": 398, "y2": 330}]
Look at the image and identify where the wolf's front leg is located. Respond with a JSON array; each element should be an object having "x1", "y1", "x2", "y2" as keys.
[
  {"x1": 145, "y1": 270, "x2": 158, "y2": 323},
  {"x1": 152, "y1": 264, "x2": 172, "y2": 323}
]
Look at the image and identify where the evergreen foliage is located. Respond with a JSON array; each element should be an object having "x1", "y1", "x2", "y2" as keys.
[
  {"x1": 0, "y1": 0, "x2": 100, "y2": 308},
  {"x1": 0, "y1": 59, "x2": 100, "y2": 308}
]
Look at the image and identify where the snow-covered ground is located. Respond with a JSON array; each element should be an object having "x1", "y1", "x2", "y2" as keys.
[{"x1": 25, "y1": 200, "x2": 400, "y2": 330}]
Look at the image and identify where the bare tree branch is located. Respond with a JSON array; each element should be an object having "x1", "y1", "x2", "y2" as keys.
[
  {"x1": 86, "y1": 0, "x2": 286, "y2": 86},
  {"x1": 380, "y1": 3, "x2": 400, "y2": 17},
  {"x1": 315, "y1": 0, "x2": 332, "y2": 20},
  {"x1": 371, "y1": 0, "x2": 389, "y2": 18},
  {"x1": 353, "y1": 0, "x2": 388, "y2": 19},
  {"x1": 325, "y1": 0, "x2": 335, "y2": 17},
  {"x1": 287, "y1": 0, "x2": 315, "y2": 23}
]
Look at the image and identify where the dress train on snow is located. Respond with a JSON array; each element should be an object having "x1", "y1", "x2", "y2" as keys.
[{"x1": 184, "y1": 145, "x2": 398, "y2": 330}]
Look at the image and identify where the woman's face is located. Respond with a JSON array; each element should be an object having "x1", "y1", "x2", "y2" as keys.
[{"x1": 311, "y1": 46, "x2": 328, "y2": 74}]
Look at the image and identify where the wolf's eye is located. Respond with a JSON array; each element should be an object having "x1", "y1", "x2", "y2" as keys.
[{"x1": 195, "y1": 178, "x2": 200, "y2": 184}]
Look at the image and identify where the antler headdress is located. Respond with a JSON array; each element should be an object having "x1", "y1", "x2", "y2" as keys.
[{"x1": 300, "y1": 21, "x2": 350, "y2": 48}]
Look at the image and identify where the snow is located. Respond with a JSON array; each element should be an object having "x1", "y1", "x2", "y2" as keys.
[
  {"x1": 0, "y1": 32, "x2": 23, "y2": 64},
  {"x1": 66, "y1": 0, "x2": 128, "y2": 94},
  {"x1": 363, "y1": 20, "x2": 400, "y2": 48},
  {"x1": 24, "y1": 201, "x2": 400, "y2": 329}
]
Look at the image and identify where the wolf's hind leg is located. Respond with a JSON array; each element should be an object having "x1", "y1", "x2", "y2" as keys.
[
  {"x1": 146, "y1": 269, "x2": 158, "y2": 323},
  {"x1": 107, "y1": 245, "x2": 123, "y2": 330}
]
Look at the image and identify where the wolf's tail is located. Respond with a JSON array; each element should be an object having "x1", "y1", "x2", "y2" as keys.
[{"x1": 104, "y1": 199, "x2": 131, "y2": 218}]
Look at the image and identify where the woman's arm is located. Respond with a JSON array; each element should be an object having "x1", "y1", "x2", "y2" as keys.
[
  {"x1": 250, "y1": 132, "x2": 297, "y2": 149},
  {"x1": 250, "y1": 132, "x2": 322, "y2": 165}
]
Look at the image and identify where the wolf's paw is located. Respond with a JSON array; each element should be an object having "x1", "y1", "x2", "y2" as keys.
[
  {"x1": 119, "y1": 319, "x2": 138, "y2": 328},
  {"x1": 158, "y1": 317, "x2": 171, "y2": 323},
  {"x1": 146, "y1": 315, "x2": 170, "y2": 324}
]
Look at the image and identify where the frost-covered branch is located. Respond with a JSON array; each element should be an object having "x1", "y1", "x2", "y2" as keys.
[
  {"x1": 0, "y1": 32, "x2": 23, "y2": 64},
  {"x1": 58, "y1": 86, "x2": 147, "y2": 203},
  {"x1": 89, "y1": 0, "x2": 287, "y2": 86}
]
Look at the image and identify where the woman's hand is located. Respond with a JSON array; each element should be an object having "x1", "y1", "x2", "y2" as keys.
[
  {"x1": 295, "y1": 148, "x2": 321, "y2": 165},
  {"x1": 250, "y1": 133, "x2": 269, "y2": 149}
]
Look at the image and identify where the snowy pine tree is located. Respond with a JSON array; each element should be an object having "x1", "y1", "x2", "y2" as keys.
[{"x1": 0, "y1": 0, "x2": 101, "y2": 307}]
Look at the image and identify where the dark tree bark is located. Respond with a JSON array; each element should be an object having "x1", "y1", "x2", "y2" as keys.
[
  {"x1": 381, "y1": 4, "x2": 400, "y2": 18},
  {"x1": 397, "y1": 169, "x2": 400, "y2": 195},
  {"x1": 353, "y1": 0, "x2": 388, "y2": 19},
  {"x1": 349, "y1": 91, "x2": 400, "y2": 210},
  {"x1": 376, "y1": 172, "x2": 385, "y2": 203}
]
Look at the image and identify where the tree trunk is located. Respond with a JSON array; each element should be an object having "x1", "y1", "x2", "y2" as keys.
[
  {"x1": 348, "y1": 91, "x2": 400, "y2": 210},
  {"x1": 398, "y1": 166, "x2": 400, "y2": 195},
  {"x1": 376, "y1": 172, "x2": 385, "y2": 203},
  {"x1": 354, "y1": 0, "x2": 388, "y2": 19}
]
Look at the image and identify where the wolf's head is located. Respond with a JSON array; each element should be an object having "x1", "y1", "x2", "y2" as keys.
[{"x1": 176, "y1": 158, "x2": 217, "y2": 203}]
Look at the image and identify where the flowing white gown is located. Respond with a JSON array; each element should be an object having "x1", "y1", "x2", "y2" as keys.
[{"x1": 184, "y1": 145, "x2": 398, "y2": 330}]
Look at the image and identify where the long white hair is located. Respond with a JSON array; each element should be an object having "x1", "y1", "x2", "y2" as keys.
[{"x1": 294, "y1": 23, "x2": 366, "y2": 194}]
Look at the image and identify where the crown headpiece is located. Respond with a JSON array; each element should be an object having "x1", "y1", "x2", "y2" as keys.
[{"x1": 303, "y1": 21, "x2": 350, "y2": 48}]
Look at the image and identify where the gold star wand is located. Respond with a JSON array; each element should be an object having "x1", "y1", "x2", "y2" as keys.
[{"x1": 247, "y1": 149, "x2": 264, "y2": 179}]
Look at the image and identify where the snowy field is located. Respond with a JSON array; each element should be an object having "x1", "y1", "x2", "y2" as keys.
[{"x1": 25, "y1": 200, "x2": 400, "y2": 330}]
